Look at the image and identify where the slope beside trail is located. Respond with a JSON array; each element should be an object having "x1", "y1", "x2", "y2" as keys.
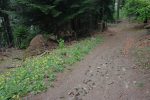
[{"x1": 24, "y1": 21, "x2": 150, "y2": 100}]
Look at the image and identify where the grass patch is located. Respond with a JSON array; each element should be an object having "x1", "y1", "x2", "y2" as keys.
[
  {"x1": 0, "y1": 35, "x2": 103, "y2": 100},
  {"x1": 135, "y1": 47, "x2": 150, "y2": 69}
]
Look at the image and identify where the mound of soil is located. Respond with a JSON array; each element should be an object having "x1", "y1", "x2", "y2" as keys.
[{"x1": 25, "y1": 34, "x2": 57, "y2": 57}]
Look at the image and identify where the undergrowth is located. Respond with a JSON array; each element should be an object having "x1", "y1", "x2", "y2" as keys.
[{"x1": 0, "y1": 35, "x2": 103, "y2": 100}]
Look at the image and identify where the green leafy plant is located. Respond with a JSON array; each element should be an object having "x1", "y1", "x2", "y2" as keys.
[
  {"x1": 124, "y1": 0, "x2": 150, "y2": 22},
  {"x1": 0, "y1": 35, "x2": 103, "y2": 100},
  {"x1": 13, "y1": 25, "x2": 29, "y2": 49},
  {"x1": 58, "y1": 39, "x2": 65, "y2": 49},
  {"x1": 13, "y1": 25, "x2": 38, "y2": 49}
]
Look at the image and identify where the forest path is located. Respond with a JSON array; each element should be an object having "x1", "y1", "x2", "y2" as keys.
[{"x1": 25, "y1": 21, "x2": 150, "y2": 100}]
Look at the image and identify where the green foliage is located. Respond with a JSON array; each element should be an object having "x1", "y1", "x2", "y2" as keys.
[
  {"x1": 124, "y1": 0, "x2": 150, "y2": 22},
  {"x1": 58, "y1": 39, "x2": 65, "y2": 49},
  {"x1": 1, "y1": 0, "x2": 114, "y2": 48},
  {"x1": 13, "y1": 26, "x2": 29, "y2": 49},
  {"x1": 11, "y1": 0, "x2": 114, "y2": 35},
  {"x1": 0, "y1": 35, "x2": 103, "y2": 100},
  {"x1": 0, "y1": 0, "x2": 114, "y2": 48},
  {"x1": 13, "y1": 25, "x2": 38, "y2": 49}
]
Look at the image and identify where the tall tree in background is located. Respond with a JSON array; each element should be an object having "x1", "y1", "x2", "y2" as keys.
[
  {"x1": 115, "y1": 0, "x2": 120, "y2": 20},
  {"x1": 11, "y1": 0, "x2": 114, "y2": 36},
  {"x1": 0, "y1": 0, "x2": 115, "y2": 48},
  {"x1": 115, "y1": 0, "x2": 125, "y2": 20},
  {"x1": 0, "y1": 0, "x2": 13, "y2": 46}
]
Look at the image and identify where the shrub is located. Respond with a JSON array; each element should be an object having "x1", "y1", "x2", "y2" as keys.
[
  {"x1": 13, "y1": 25, "x2": 39, "y2": 49},
  {"x1": 13, "y1": 25, "x2": 29, "y2": 49},
  {"x1": 124, "y1": 0, "x2": 150, "y2": 22},
  {"x1": 58, "y1": 39, "x2": 65, "y2": 49}
]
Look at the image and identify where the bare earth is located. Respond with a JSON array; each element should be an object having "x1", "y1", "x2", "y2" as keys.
[{"x1": 24, "y1": 21, "x2": 150, "y2": 100}]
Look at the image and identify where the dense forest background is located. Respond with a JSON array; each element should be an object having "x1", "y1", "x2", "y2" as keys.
[
  {"x1": 0, "y1": 0, "x2": 149, "y2": 49},
  {"x1": 0, "y1": 0, "x2": 116, "y2": 49}
]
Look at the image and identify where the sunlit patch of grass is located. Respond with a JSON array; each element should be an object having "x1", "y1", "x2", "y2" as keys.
[{"x1": 0, "y1": 35, "x2": 103, "y2": 100}]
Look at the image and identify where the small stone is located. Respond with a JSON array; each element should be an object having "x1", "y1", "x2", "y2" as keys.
[
  {"x1": 146, "y1": 91, "x2": 149, "y2": 94},
  {"x1": 108, "y1": 82, "x2": 114, "y2": 85},
  {"x1": 125, "y1": 82, "x2": 129, "y2": 89},
  {"x1": 133, "y1": 81, "x2": 137, "y2": 84},
  {"x1": 122, "y1": 68, "x2": 126, "y2": 72},
  {"x1": 68, "y1": 91, "x2": 75, "y2": 97},
  {"x1": 106, "y1": 77, "x2": 109, "y2": 79},
  {"x1": 60, "y1": 96, "x2": 65, "y2": 99}
]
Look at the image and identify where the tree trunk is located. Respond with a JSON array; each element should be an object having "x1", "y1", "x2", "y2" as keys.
[
  {"x1": 115, "y1": 0, "x2": 120, "y2": 20},
  {"x1": 4, "y1": 14, "x2": 13, "y2": 46},
  {"x1": 2, "y1": 13, "x2": 13, "y2": 47}
]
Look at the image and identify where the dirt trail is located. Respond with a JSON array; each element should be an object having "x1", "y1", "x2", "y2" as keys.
[
  {"x1": 24, "y1": 21, "x2": 150, "y2": 100},
  {"x1": 0, "y1": 48, "x2": 24, "y2": 73}
]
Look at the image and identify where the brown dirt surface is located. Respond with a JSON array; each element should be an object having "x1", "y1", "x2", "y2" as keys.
[
  {"x1": 0, "y1": 48, "x2": 24, "y2": 73},
  {"x1": 137, "y1": 35, "x2": 150, "y2": 48},
  {"x1": 0, "y1": 35, "x2": 58, "y2": 73},
  {"x1": 135, "y1": 33, "x2": 150, "y2": 69},
  {"x1": 23, "y1": 21, "x2": 149, "y2": 100}
]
